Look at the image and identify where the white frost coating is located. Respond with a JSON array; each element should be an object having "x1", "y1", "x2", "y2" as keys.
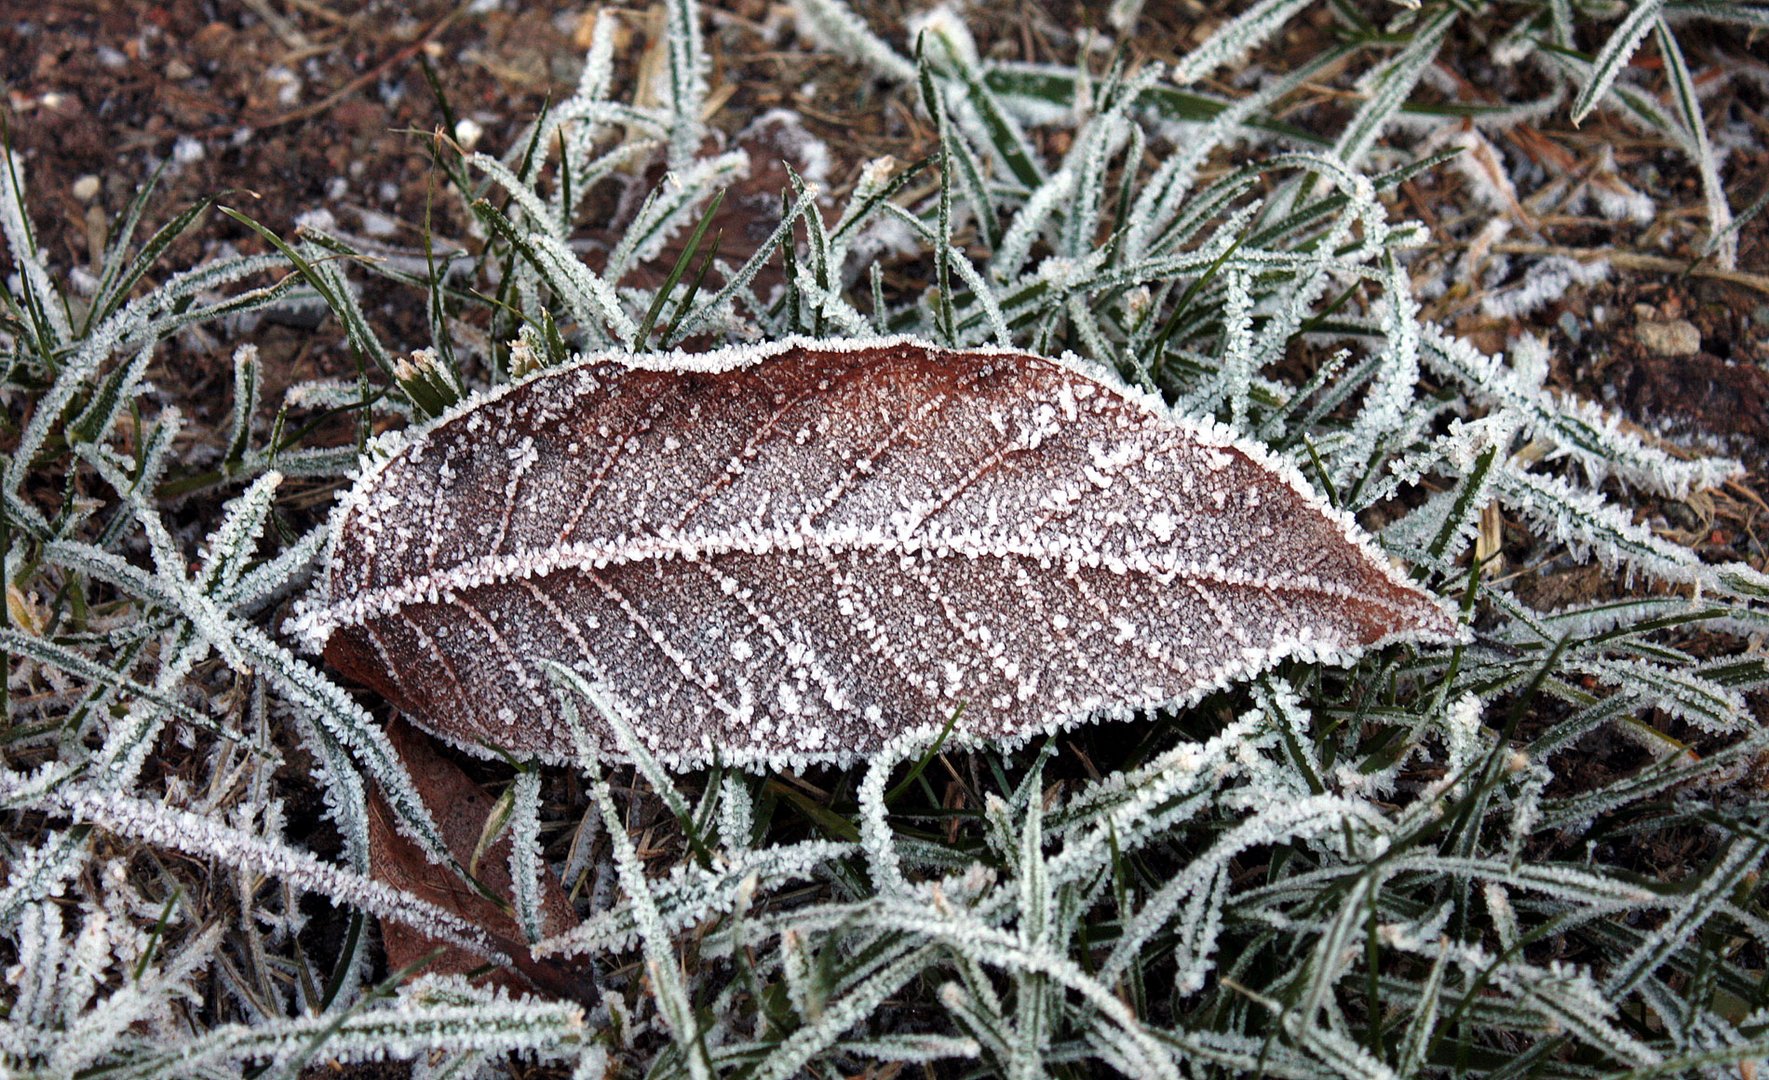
[
  {"x1": 292, "y1": 336, "x2": 1459, "y2": 771},
  {"x1": 10, "y1": 780, "x2": 504, "y2": 963}
]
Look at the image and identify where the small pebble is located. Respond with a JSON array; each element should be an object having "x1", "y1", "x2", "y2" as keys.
[
  {"x1": 1636, "y1": 318, "x2": 1701, "y2": 357},
  {"x1": 454, "y1": 117, "x2": 484, "y2": 151},
  {"x1": 71, "y1": 175, "x2": 100, "y2": 202},
  {"x1": 1557, "y1": 310, "x2": 1581, "y2": 344},
  {"x1": 165, "y1": 58, "x2": 194, "y2": 80}
]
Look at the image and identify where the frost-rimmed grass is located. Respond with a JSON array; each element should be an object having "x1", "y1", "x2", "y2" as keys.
[{"x1": 3, "y1": 0, "x2": 1767, "y2": 1076}]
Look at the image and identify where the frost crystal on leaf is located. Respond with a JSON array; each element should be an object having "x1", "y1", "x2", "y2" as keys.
[{"x1": 293, "y1": 337, "x2": 1454, "y2": 769}]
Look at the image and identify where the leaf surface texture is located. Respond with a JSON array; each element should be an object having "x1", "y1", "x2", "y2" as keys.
[{"x1": 298, "y1": 338, "x2": 1452, "y2": 767}]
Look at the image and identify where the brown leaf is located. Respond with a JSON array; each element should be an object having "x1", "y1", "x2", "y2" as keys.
[
  {"x1": 294, "y1": 338, "x2": 1456, "y2": 769},
  {"x1": 368, "y1": 720, "x2": 590, "y2": 1002}
]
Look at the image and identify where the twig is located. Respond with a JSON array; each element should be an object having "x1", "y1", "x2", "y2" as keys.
[{"x1": 1490, "y1": 241, "x2": 1769, "y2": 297}]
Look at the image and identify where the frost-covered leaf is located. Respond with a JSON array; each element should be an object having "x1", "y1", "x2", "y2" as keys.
[{"x1": 293, "y1": 337, "x2": 1453, "y2": 769}]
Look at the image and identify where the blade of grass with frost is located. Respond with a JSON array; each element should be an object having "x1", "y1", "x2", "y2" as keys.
[
  {"x1": 1704, "y1": 180, "x2": 1769, "y2": 263},
  {"x1": 551, "y1": 139, "x2": 659, "y2": 239},
  {"x1": 219, "y1": 209, "x2": 393, "y2": 377},
  {"x1": 666, "y1": 188, "x2": 815, "y2": 345},
  {"x1": 1607, "y1": 831, "x2": 1767, "y2": 997},
  {"x1": 542, "y1": 662, "x2": 710, "y2": 865},
  {"x1": 1545, "y1": 0, "x2": 1576, "y2": 47},
  {"x1": 1333, "y1": 9, "x2": 1456, "y2": 170},
  {"x1": 746, "y1": 946, "x2": 939, "y2": 1080},
  {"x1": 0, "y1": 628, "x2": 248, "y2": 744},
  {"x1": 506, "y1": 767, "x2": 545, "y2": 945},
  {"x1": 1258, "y1": 679, "x2": 1328, "y2": 795},
  {"x1": 7, "y1": 620, "x2": 204, "y2": 804},
  {"x1": 942, "y1": 116, "x2": 1001, "y2": 252},
  {"x1": 81, "y1": 160, "x2": 171, "y2": 325},
  {"x1": 602, "y1": 152, "x2": 743, "y2": 282},
  {"x1": 1337, "y1": 257, "x2": 1425, "y2": 501},
  {"x1": 633, "y1": 187, "x2": 724, "y2": 350},
  {"x1": 1102, "y1": 797, "x2": 1381, "y2": 981},
  {"x1": 663, "y1": 0, "x2": 708, "y2": 169},
  {"x1": 1061, "y1": 99, "x2": 1151, "y2": 260},
  {"x1": 39, "y1": 529, "x2": 466, "y2": 882},
  {"x1": 1492, "y1": 465, "x2": 1769, "y2": 599},
  {"x1": 841, "y1": 1034, "x2": 982, "y2": 1066},
  {"x1": 69, "y1": 473, "x2": 272, "y2": 784},
  {"x1": 788, "y1": 0, "x2": 916, "y2": 83},
  {"x1": 222, "y1": 344, "x2": 261, "y2": 471},
  {"x1": 926, "y1": 30, "x2": 1043, "y2": 191},
  {"x1": 85, "y1": 192, "x2": 218, "y2": 336},
  {"x1": 1142, "y1": 162, "x2": 1276, "y2": 260},
  {"x1": 1048, "y1": 712, "x2": 1268, "y2": 853},
  {"x1": 1655, "y1": 19, "x2": 1735, "y2": 269},
  {"x1": 538, "y1": 840, "x2": 848, "y2": 957},
  {"x1": 934, "y1": 119, "x2": 956, "y2": 344},
  {"x1": 1423, "y1": 442, "x2": 1501, "y2": 567},
  {"x1": 1126, "y1": 46, "x2": 1358, "y2": 263},
  {"x1": 829, "y1": 155, "x2": 927, "y2": 245},
  {"x1": 1572, "y1": 0, "x2": 1666, "y2": 124},
  {"x1": 1010, "y1": 781, "x2": 1055, "y2": 1080},
  {"x1": 1001, "y1": 73, "x2": 1150, "y2": 277},
  {"x1": 0, "y1": 142, "x2": 71, "y2": 358},
  {"x1": 115, "y1": 990, "x2": 583, "y2": 1079},
  {"x1": 580, "y1": 759, "x2": 712, "y2": 1077},
  {"x1": 990, "y1": 167, "x2": 1081, "y2": 283},
  {"x1": 1180, "y1": 269, "x2": 1256, "y2": 428},
  {"x1": 1665, "y1": 0, "x2": 1769, "y2": 27},
  {"x1": 66, "y1": 341, "x2": 155, "y2": 448},
  {"x1": 854, "y1": 734, "x2": 923, "y2": 895},
  {"x1": 979, "y1": 60, "x2": 1329, "y2": 147},
  {"x1": 1572, "y1": 656, "x2": 1743, "y2": 733},
  {"x1": 471, "y1": 202, "x2": 637, "y2": 346},
  {"x1": 866, "y1": 901, "x2": 1181, "y2": 1079},
  {"x1": 299, "y1": 716, "x2": 372, "y2": 887},
  {"x1": 779, "y1": 929, "x2": 823, "y2": 1024},
  {"x1": 1587, "y1": 67, "x2": 1691, "y2": 138},
  {"x1": 1540, "y1": 732, "x2": 1769, "y2": 830},
  {"x1": 571, "y1": 8, "x2": 616, "y2": 105},
  {"x1": 948, "y1": 962, "x2": 1013, "y2": 1057},
  {"x1": 18, "y1": 783, "x2": 503, "y2": 961},
  {"x1": 1506, "y1": 594, "x2": 1736, "y2": 647},
  {"x1": 787, "y1": 166, "x2": 838, "y2": 339},
  {"x1": 465, "y1": 152, "x2": 565, "y2": 245},
  {"x1": 1169, "y1": 0, "x2": 1317, "y2": 87},
  {"x1": 5, "y1": 249, "x2": 292, "y2": 499},
  {"x1": 1419, "y1": 326, "x2": 1738, "y2": 499}
]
